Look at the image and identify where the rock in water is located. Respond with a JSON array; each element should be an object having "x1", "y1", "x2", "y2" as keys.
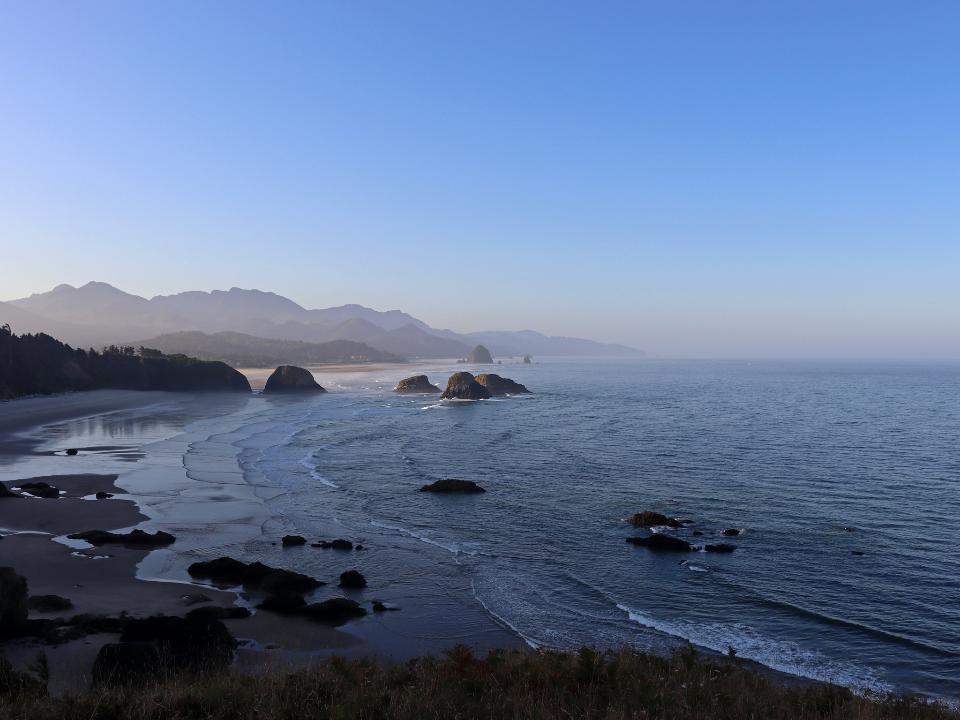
[
  {"x1": 474, "y1": 373, "x2": 531, "y2": 395},
  {"x1": 522, "y1": 354, "x2": 532, "y2": 364},
  {"x1": 393, "y1": 375, "x2": 441, "y2": 394},
  {"x1": 263, "y1": 365, "x2": 326, "y2": 394},
  {"x1": 704, "y1": 543, "x2": 737, "y2": 553},
  {"x1": 300, "y1": 598, "x2": 367, "y2": 625},
  {"x1": 625, "y1": 534, "x2": 692, "y2": 552},
  {"x1": 339, "y1": 570, "x2": 367, "y2": 589},
  {"x1": 419, "y1": 479, "x2": 486, "y2": 494},
  {"x1": 0, "y1": 567, "x2": 28, "y2": 635},
  {"x1": 440, "y1": 372, "x2": 491, "y2": 400},
  {"x1": 628, "y1": 511, "x2": 683, "y2": 528},
  {"x1": 281, "y1": 535, "x2": 306, "y2": 547},
  {"x1": 18, "y1": 482, "x2": 60, "y2": 499},
  {"x1": 467, "y1": 345, "x2": 494, "y2": 363}
]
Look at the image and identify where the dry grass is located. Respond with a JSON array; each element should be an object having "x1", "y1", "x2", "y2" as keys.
[{"x1": 1, "y1": 646, "x2": 955, "y2": 720}]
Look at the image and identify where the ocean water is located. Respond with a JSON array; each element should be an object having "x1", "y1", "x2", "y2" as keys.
[{"x1": 4, "y1": 359, "x2": 959, "y2": 698}]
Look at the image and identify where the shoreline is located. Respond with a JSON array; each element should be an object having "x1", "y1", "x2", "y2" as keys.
[{"x1": 0, "y1": 385, "x2": 925, "y2": 700}]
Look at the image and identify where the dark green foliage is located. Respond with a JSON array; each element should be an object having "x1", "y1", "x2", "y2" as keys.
[
  {"x1": 0, "y1": 647, "x2": 954, "y2": 719},
  {"x1": 0, "y1": 326, "x2": 250, "y2": 399}
]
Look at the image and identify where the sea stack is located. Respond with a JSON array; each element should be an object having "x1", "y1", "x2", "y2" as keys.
[
  {"x1": 393, "y1": 375, "x2": 441, "y2": 394},
  {"x1": 474, "y1": 374, "x2": 530, "y2": 396},
  {"x1": 263, "y1": 365, "x2": 326, "y2": 394},
  {"x1": 522, "y1": 354, "x2": 532, "y2": 364},
  {"x1": 467, "y1": 345, "x2": 493, "y2": 364},
  {"x1": 440, "y1": 372, "x2": 491, "y2": 400}
]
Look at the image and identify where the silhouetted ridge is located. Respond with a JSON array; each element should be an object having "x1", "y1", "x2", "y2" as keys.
[{"x1": 0, "y1": 326, "x2": 250, "y2": 399}]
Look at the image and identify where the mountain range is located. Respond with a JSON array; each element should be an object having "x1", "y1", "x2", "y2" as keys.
[{"x1": 1, "y1": 282, "x2": 641, "y2": 361}]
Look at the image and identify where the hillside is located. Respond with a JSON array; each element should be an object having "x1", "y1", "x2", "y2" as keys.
[
  {"x1": 5, "y1": 282, "x2": 643, "y2": 359},
  {"x1": 133, "y1": 331, "x2": 405, "y2": 368},
  {"x1": 0, "y1": 326, "x2": 250, "y2": 399}
]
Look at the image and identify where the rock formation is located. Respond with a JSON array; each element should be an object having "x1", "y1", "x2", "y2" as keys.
[
  {"x1": 467, "y1": 345, "x2": 493, "y2": 363},
  {"x1": 263, "y1": 365, "x2": 326, "y2": 393},
  {"x1": 440, "y1": 372, "x2": 491, "y2": 400},
  {"x1": 474, "y1": 373, "x2": 531, "y2": 395},
  {"x1": 393, "y1": 375, "x2": 441, "y2": 394},
  {"x1": 68, "y1": 529, "x2": 176, "y2": 547},
  {"x1": 420, "y1": 479, "x2": 486, "y2": 494},
  {"x1": 625, "y1": 534, "x2": 692, "y2": 552},
  {"x1": 628, "y1": 512, "x2": 683, "y2": 528}
]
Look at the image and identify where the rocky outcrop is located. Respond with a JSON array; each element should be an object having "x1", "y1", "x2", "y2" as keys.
[
  {"x1": 339, "y1": 570, "x2": 367, "y2": 589},
  {"x1": 92, "y1": 614, "x2": 236, "y2": 685},
  {"x1": 467, "y1": 345, "x2": 494, "y2": 364},
  {"x1": 420, "y1": 479, "x2": 485, "y2": 494},
  {"x1": 625, "y1": 534, "x2": 692, "y2": 552},
  {"x1": 474, "y1": 374, "x2": 530, "y2": 395},
  {"x1": 440, "y1": 372, "x2": 491, "y2": 400},
  {"x1": 67, "y1": 529, "x2": 175, "y2": 547},
  {"x1": 300, "y1": 598, "x2": 367, "y2": 625},
  {"x1": 27, "y1": 595, "x2": 73, "y2": 613},
  {"x1": 187, "y1": 557, "x2": 324, "y2": 594},
  {"x1": 312, "y1": 539, "x2": 354, "y2": 550},
  {"x1": 18, "y1": 482, "x2": 60, "y2": 499},
  {"x1": 721, "y1": 529, "x2": 742, "y2": 537},
  {"x1": 523, "y1": 354, "x2": 532, "y2": 364},
  {"x1": 0, "y1": 567, "x2": 28, "y2": 636},
  {"x1": 95, "y1": 491, "x2": 113, "y2": 500},
  {"x1": 263, "y1": 365, "x2": 326, "y2": 394},
  {"x1": 0, "y1": 484, "x2": 19, "y2": 499},
  {"x1": 628, "y1": 512, "x2": 683, "y2": 528},
  {"x1": 281, "y1": 535, "x2": 306, "y2": 547},
  {"x1": 393, "y1": 375, "x2": 441, "y2": 394}
]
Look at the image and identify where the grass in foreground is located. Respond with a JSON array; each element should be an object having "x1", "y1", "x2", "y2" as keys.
[{"x1": 1, "y1": 646, "x2": 955, "y2": 720}]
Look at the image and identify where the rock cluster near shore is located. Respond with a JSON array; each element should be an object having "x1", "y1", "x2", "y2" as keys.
[
  {"x1": 263, "y1": 365, "x2": 326, "y2": 394},
  {"x1": 474, "y1": 373, "x2": 530, "y2": 395},
  {"x1": 624, "y1": 510, "x2": 744, "y2": 554},
  {"x1": 68, "y1": 529, "x2": 176, "y2": 547},
  {"x1": 440, "y1": 372, "x2": 491, "y2": 400},
  {"x1": 393, "y1": 375, "x2": 441, "y2": 394}
]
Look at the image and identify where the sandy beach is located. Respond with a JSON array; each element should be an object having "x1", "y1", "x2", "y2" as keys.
[{"x1": 0, "y1": 382, "x2": 520, "y2": 695}]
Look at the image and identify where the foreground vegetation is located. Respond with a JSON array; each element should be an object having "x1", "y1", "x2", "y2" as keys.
[{"x1": 1, "y1": 647, "x2": 955, "y2": 720}]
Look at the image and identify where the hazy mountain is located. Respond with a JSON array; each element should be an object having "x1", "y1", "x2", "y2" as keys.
[
  {"x1": 7, "y1": 282, "x2": 642, "y2": 358},
  {"x1": 134, "y1": 331, "x2": 404, "y2": 368}
]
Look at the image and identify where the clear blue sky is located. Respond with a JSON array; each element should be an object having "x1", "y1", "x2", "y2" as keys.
[{"x1": 1, "y1": 1, "x2": 958, "y2": 358}]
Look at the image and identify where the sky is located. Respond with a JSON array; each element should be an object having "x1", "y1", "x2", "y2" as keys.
[{"x1": 1, "y1": 1, "x2": 958, "y2": 358}]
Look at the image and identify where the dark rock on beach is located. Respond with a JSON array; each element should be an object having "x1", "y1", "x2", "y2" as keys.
[
  {"x1": 65, "y1": 448, "x2": 79, "y2": 456},
  {"x1": 263, "y1": 365, "x2": 326, "y2": 393},
  {"x1": 628, "y1": 511, "x2": 683, "y2": 528},
  {"x1": 18, "y1": 481, "x2": 60, "y2": 499},
  {"x1": 474, "y1": 373, "x2": 531, "y2": 395},
  {"x1": 95, "y1": 491, "x2": 114, "y2": 500},
  {"x1": 258, "y1": 592, "x2": 307, "y2": 615},
  {"x1": 27, "y1": 594, "x2": 73, "y2": 613},
  {"x1": 440, "y1": 371, "x2": 491, "y2": 400},
  {"x1": 339, "y1": 570, "x2": 367, "y2": 589},
  {"x1": 467, "y1": 344, "x2": 494, "y2": 364},
  {"x1": 626, "y1": 534, "x2": 692, "y2": 552},
  {"x1": 0, "y1": 567, "x2": 29, "y2": 636},
  {"x1": 281, "y1": 535, "x2": 307, "y2": 547},
  {"x1": 68, "y1": 529, "x2": 176, "y2": 547},
  {"x1": 93, "y1": 614, "x2": 237, "y2": 685},
  {"x1": 420, "y1": 479, "x2": 486, "y2": 494},
  {"x1": 188, "y1": 557, "x2": 324, "y2": 594},
  {"x1": 300, "y1": 598, "x2": 367, "y2": 626},
  {"x1": 393, "y1": 375, "x2": 441, "y2": 394},
  {"x1": 0, "y1": 484, "x2": 19, "y2": 499}
]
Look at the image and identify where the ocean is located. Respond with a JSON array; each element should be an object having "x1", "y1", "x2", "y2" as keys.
[{"x1": 3, "y1": 358, "x2": 958, "y2": 698}]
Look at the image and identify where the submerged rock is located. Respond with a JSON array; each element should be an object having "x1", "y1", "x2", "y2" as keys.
[
  {"x1": 27, "y1": 595, "x2": 73, "y2": 613},
  {"x1": 440, "y1": 372, "x2": 491, "y2": 400},
  {"x1": 720, "y1": 528, "x2": 741, "y2": 537},
  {"x1": 704, "y1": 543, "x2": 737, "y2": 553},
  {"x1": 68, "y1": 529, "x2": 175, "y2": 547},
  {"x1": 312, "y1": 539, "x2": 354, "y2": 550},
  {"x1": 0, "y1": 567, "x2": 28, "y2": 635},
  {"x1": 263, "y1": 365, "x2": 326, "y2": 394},
  {"x1": 419, "y1": 479, "x2": 485, "y2": 494},
  {"x1": 338, "y1": 570, "x2": 367, "y2": 589},
  {"x1": 393, "y1": 375, "x2": 441, "y2": 394},
  {"x1": 626, "y1": 534, "x2": 692, "y2": 552},
  {"x1": 467, "y1": 345, "x2": 494, "y2": 364},
  {"x1": 628, "y1": 511, "x2": 683, "y2": 528},
  {"x1": 474, "y1": 374, "x2": 531, "y2": 395}
]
